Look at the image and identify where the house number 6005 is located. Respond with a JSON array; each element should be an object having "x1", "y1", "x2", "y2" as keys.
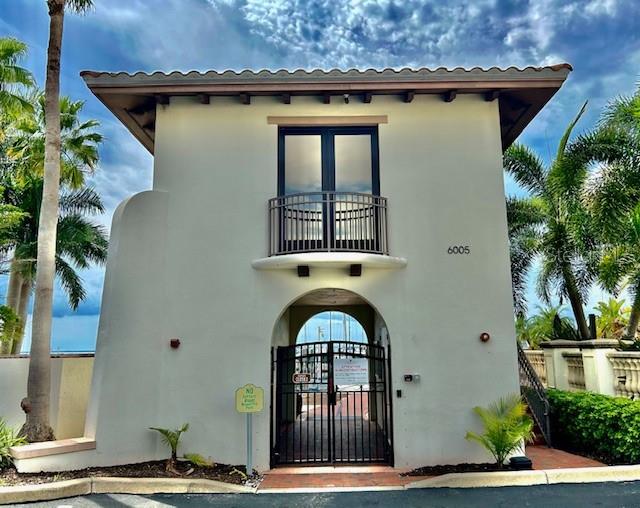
[{"x1": 447, "y1": 245, "x2": 471, "y2": 254}]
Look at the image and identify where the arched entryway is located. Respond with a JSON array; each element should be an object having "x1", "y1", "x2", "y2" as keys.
[{"x1": 270, "y1": 289, "x2": 393, "y2": 466}]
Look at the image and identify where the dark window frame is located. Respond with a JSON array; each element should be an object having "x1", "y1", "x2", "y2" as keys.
[{"x1": 277, "y1": 126, "x2": 380, "y2": 196}]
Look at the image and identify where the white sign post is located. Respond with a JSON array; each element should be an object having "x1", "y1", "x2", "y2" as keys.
[
  {"x1": 235, "y1": 384, "x2": 264, "y2": 477},
  {"x1": 333, "y1": 357, "x2": 369, "y2": 386}
]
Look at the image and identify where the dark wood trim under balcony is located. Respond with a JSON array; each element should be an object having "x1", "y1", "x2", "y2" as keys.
[{"x1": 268, "y1": 192, "x2": 389, "y2": 256}]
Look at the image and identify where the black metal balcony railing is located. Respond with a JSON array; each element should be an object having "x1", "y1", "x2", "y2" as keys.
[{"x1": 268, "y1": 192, "x2": 389, "y2": 256}]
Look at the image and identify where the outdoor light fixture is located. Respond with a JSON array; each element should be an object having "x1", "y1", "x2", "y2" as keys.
[
  {"x1": 343, "y1": 93, "x2": 350, "y2": 104},
  {"x1": 297, "y1": 265, "x2": 310, "y2": 277},
  {"x1": 170, "y1": 338, "x2": 181, "y2": 349},
  {"x1": 479, "y1": 332, "x2": 491, "y2": 342}
]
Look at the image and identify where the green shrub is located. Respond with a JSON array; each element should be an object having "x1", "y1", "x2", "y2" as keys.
[
  {"x1": 548, "y1": 389, "x2": 640, "y2": 464},
  {"x1": 0, "y1": 418, "x2": 27, "y2": 468},
  {"x1": 465, "y1": 394, "x2": 534, "y2": 467}
]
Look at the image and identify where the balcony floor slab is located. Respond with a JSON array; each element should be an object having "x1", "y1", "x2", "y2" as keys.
[{"x1": 252, "y1": 252, "x2": 407, "y2": 270}]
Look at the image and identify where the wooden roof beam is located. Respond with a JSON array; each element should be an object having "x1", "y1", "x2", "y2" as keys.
[
  {"x1": 404, "y1": 91, "x2": 415, "y2": 103},
  {"x1": 362, "y1": 92, "x2": 372, "y2": 103},
  {"x1": 198, "y1": 93, "x2": 210, "y2": 104},
  {"x1": 443, "y1": 90, "x2": 457, "y2": 102},
  {"x1": 281, "y1": 93, "x2": 291, "y2": 104},
  {"x1": 155, "y1": 95, "x2": 170, "y2": 105},
  {"x1": 485, "y1": 90, "x2": 500, "y2": 102},
  {"x1": 127, "y1": 101, "x2": 156, "y2": 115},
  {"x1": 239, "y1": 93, "x2": 251, "y2": 105},
  {"x1": 323, "y1": 93, "x2": 331, "y2": 104}
]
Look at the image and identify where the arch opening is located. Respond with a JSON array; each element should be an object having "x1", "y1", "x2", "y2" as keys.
[
  {"x1": 296, "y1": 311, "x2": 368, "y2": 344},
  {"x1": 270, "y1": 288, "x2": 394, "y2": 466}
]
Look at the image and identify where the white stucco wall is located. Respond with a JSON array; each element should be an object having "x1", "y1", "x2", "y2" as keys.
[{"x1": 28, "y1": 94, "x2": 518, "y2": 471}]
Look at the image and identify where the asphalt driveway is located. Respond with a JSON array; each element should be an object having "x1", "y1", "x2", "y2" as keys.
[{"x1": 8, "y1": 482, "x2": 640, "y2": 507}]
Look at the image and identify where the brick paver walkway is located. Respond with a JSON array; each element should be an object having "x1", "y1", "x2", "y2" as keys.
[
  {"x1": 528, "y1": 446, "x2": 605, "y2": 470},
  {"x1": 258, "y1": 446, "x2": 606, "y2": 490}
]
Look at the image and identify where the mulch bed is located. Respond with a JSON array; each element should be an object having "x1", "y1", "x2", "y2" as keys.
[
  {"x1": 401, "y1": 463, "x2": 518, "y2": 477},
  {"x1": 0, "y1": 460, "x2": 253, "y2": 487}
]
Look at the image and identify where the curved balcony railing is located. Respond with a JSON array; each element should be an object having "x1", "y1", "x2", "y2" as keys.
[{"x1": 268, "y1": 192, "x2": 389, "y2": 256}]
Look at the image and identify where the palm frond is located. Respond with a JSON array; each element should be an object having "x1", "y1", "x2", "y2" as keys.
[
  {"x1": 556, "y1": 101, "x2": 588, "y2": 161},
  {"x1": 54, "y1": 256, "x2": 85, "y2": 309},
  {"x1": 503, "y1": 144, "x2": 547, "y2": 195},
  {"x1": 59, "y1": 187, "x2": 104, "y2": 215}
]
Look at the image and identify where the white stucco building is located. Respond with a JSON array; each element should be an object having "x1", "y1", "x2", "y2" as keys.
[{"x1": 12, "y1": 65, "x2": 570, "y2": 472}]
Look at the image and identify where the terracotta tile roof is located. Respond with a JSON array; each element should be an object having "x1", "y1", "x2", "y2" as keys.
[
  {"x1": 80, "y1": 64, "x2": 572, "y2": 153},
  {"x1": 81, "y1": 64, "x2": 572, "y2": 85}
]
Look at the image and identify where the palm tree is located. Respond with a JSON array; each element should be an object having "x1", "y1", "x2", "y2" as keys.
[
  {"x1": 8, "y1": 92, "x2": 101, "y2": 189},
  {"x1": 506, "y1": 196, "x2": 545, "y2": 317},
  {"x1": 2, "y1": 92, "x2": 103, "y2": 354},
  {"x1": 504, "y1": 102, "x2": 629, "y2": 339},
  {"x1": 0, "y1": 177, "x2": 107, "y2": 354},
  {"x1": 587, "y1": 87, "x2": 640, "y2": 340},
  {"x1": 23, "y1": 0, "x2": 94, "y2": 442},
  {"x1": 593, "y1": 298, "x2": 630, "y2": 339},
  {"x1": 0, "y1": 37, "x2": 35, "y2": 118}
]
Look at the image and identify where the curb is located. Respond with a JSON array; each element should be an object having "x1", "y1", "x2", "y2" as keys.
[
  {"x1": 0, "y1": 479, "x2": 91, "y2": 505},
  {"x1": 258, "y1": 485, "x2": 406, "y2": 494},
  {"x1": 3, "y1": 465, "x2": 640, "y2": 503},
  {"x1": 406, "y1": 470, "x2": 548, "y2": 489},
  {"x1": 405, "y1": 465, "x2": 640, "y2": 489},
  {"x1": 0, "y1": 477, "x2": 254, "y2": 505}
]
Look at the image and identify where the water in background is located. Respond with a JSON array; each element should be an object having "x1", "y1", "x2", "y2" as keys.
[{"x1": 20, "y1": 314, "x2": 99, "y2": 354}]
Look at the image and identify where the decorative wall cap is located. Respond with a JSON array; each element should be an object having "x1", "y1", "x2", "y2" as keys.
[
  {"x1": 607, "y1": 351, "x2": 640, "y2": 358},
  {"x1": 540, "y1": 339, "x2": 620, "y2": 349},
  {"x1": 0, "y1": 353, "x2": 95, "y2": 359}
]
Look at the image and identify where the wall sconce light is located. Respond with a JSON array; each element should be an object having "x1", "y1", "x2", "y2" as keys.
[
  {"x1": 343, "y1": 93, "x2": 350, "y2": 104},
  {"x1": 479, "y1": 332, "x2": 490, "y2": 343},
  {"x1": 170, "y1": 338, "x2": 181, "y2": 349}
]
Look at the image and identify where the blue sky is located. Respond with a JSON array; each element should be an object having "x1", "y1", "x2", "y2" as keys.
[{"x1": 1, "y1": 0, "x2": 639, "y2": 351}]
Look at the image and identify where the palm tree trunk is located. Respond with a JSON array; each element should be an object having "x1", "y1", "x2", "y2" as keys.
[
  {"x1": 6, "y1": 260, "x2": 23, "y2": 310},
  {"x1": 561, "y1": 265, "x2": 591, "y2": 340},
  {"x1": 1, "y1": 263, "x2": 22, "y2": 354},
  {"x1": 625, "y1": 285, "x2": 640, "y2": 340},
  {"x1": 21, "y1": 0, "x2": 64, "y2": 442},
  {"x1": 11, "y1": 279, "x2": 32, "y2": 355}
]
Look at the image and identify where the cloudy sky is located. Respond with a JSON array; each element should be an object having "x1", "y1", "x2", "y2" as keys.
[{"x1": 1, "y1": 0, "x2": 639, "y2": 351}]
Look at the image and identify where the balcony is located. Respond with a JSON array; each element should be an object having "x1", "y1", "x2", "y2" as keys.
[{"x1": 268, "y1": 192, "x2": 388, "y2": 256}]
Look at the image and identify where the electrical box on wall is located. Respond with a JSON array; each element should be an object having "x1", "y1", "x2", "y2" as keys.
[{"x1": 403, "y1": 374, "x2": 420, "y2": 382}]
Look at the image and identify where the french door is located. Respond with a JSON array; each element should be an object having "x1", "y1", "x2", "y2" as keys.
[{"x1": 277, "y1": 126, "x2": 381, "y2": 252}]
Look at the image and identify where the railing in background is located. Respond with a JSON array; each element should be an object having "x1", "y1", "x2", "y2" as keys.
[
  {"x1": 517, "y1": 342, "x2": 552, "y2": 446},
  {"x1": 608, "y1": 353, "x2": 640, "y2": 399},
  {"x1": 268, "y1": 192, "x2": 389, "y2": 256},
  {"x1": 523, "y1": 350, "x2": 547, "y2": 387},
  {"x1": 562, "y1": 352, "x2": 586, "y2": 391}
]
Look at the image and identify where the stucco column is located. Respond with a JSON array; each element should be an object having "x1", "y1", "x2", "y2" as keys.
[{"x1": 580, "y1": 340, "x2": 618, "y2": 395}]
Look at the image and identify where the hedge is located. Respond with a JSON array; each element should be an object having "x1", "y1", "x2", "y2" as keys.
[{"x1": 547, "y1": 389, "x2": 640, "y2": 464}]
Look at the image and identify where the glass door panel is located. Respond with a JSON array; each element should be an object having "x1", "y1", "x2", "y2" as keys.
[
  {"x1": 334, "y1": 134, "x2": 374, "y2": 247},
  {"x1": 284, "y1": 135, "x2": 322, "y2": 195},
  {"x1": 283, "y1": 135, "x2": 323, "y2": 249},
  {"x1": 334, "y1": 134, "x2": 373, "y2": 194}
]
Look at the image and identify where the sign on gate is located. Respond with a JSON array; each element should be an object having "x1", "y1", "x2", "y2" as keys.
[
  {"x1": 292, "y1": 372, "x2": 311, "y2": 384},
  {"x1": 333, "y1": 357, "x2": 369, "y2": 385}
]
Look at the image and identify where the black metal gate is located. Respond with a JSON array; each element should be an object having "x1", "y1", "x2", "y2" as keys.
[{"x1": 271, "y1": 341, "x2": 393, "y2": 466}]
